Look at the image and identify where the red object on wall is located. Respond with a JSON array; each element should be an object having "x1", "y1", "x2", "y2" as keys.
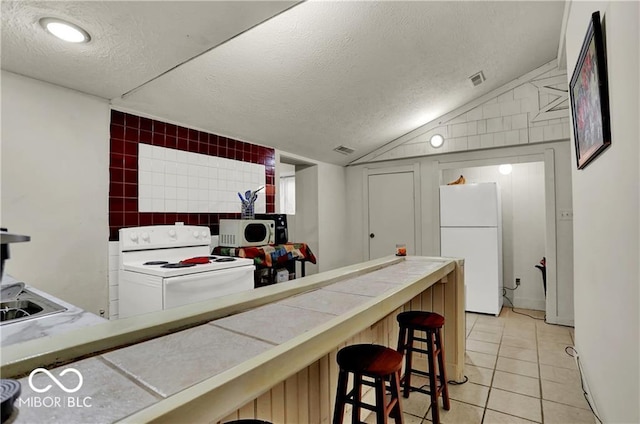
[{"x1": 108, "y1": 110, "x2": 276, "y2": 241}]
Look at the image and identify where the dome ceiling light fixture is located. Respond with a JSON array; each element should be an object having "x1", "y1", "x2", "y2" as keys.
[
  {"x1": 499, "y1": 164, "x2": 513, "y2": 175},
  {"x1": 39, "y1": 18, "x2": 91, "y2": 43},
  {"x1": 429, "y1": 134, "x2": 444, "y2": 148}
]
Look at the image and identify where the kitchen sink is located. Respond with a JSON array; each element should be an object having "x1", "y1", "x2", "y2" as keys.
[{"x1": 0, "y1": 288, "x2": 67, "y2": 325}]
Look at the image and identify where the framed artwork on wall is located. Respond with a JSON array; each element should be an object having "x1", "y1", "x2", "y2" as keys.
[{"x1": 569, "y1": 11, "x2": 611, "y2": 169}]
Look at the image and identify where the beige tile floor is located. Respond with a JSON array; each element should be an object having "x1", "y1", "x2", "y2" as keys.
[{"x1": 367, "y1": 307, "x2": 595, "y2": 424}]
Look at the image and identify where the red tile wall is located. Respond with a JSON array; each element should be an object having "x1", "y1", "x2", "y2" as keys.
[{"x1": 109, "y1": 110, "x2": 275, "y2": 241}]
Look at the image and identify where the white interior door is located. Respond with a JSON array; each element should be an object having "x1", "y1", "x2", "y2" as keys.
[{"x1": 368, "y1": 172, "x2": 415, "y2": 259}]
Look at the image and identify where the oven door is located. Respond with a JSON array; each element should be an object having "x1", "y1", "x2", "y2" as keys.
[{"x1": 163, "y1": 265, "x2": 255, "y2": 310}]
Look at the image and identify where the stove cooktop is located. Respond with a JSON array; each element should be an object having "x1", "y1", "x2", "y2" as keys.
[{"x1": 123, "y1": 255, "x2": 254, "y2": 278}]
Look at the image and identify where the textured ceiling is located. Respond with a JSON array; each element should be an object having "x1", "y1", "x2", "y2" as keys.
[
  {"x1": 1, "y1": 1, "x2": 297, "y2": 99},
  {"x1": 2, "y1": 1, "x2": 565, "y2": 166}
]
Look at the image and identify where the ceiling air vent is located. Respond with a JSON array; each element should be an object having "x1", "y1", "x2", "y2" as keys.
[
  {"x1": 333, "y1": 145, "x2": 355, "y2": 155},
  {"x1": 469, "y1": 71, "x2": 486, "y2": 87}
]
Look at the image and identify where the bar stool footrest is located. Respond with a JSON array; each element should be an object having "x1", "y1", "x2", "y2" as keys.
[
  {"x1": 402, "y1": 368, "x2": 445, "y2": 382},
  {"x1": 342, "y1": 395, "x2": 378, "y2": 413},
  {"x1": 343, "y1": 381, "x2": 397, "y2": 413},
  {"x1": 403, "y1": 346, "x2": 442, "y2": 357}
]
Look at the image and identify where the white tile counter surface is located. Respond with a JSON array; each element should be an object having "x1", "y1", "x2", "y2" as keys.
[
  {"x1": 102, "y1": 325, "x2": 274, "y2": 397},
  {"x1": 9, "y1": 257, "x2": 451, "y2": 423},
  {"x1": 15, "y1": 357, "x2": 160, "y2": 424},
  {"x1": 0, "y1": 276, "x2": 106, "y2": 347}
]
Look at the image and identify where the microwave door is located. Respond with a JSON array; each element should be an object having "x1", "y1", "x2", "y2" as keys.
[{"x1": 244, "y1": 223, "x2": 268, "y2": 244}]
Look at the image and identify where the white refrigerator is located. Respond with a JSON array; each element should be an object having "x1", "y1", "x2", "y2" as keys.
[{"x1": 440, "y1": 183, "x2": 503, "y2": 316}]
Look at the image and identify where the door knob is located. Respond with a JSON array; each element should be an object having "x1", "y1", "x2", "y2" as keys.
[{"x1": 369, "y1": 233, "x2": 375, "y2": 238}]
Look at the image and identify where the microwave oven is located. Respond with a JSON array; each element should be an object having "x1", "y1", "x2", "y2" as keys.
[{"x1": 219, "y1": 219, "x2": 275, "y2": 247}]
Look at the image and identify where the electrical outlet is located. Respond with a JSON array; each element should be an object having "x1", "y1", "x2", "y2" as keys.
[
  {"x1": 560, "y1": 210, "x2": 574, "y2": 220},
  {"x1": 515, "y1": 278, "x2": 521, "y2": 286},
  {"x1": 99, "y1": 309, "x2": 105, "y2": 317}
]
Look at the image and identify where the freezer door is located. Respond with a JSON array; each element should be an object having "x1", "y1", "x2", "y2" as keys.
[
  {"x1": 441, "y1": 227, "x2": 502, "y2": 315},
  {"x1": 163, "y1": 266, "x2": 255, "y2": 310},
  {"x1": 440, "y1": 183, "x2": 499, "y2": 227}
]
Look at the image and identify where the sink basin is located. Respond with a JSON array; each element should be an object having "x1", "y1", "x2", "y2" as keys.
[
  {"x1": 1, "y1": 300, "x2": 44, "y2": 320},
  {"x1": 0, "y1": 289, "x2": 67, "y2": 325}
]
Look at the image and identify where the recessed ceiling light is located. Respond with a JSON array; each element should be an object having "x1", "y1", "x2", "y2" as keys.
[
  {"x1": 499, "y1": 164, "x2": 513, "y2": 175},
  {"x1": 40, "y1": 18, "x2": 91, "y2": 43},
  {"x1": 429, "y1": 134, "x2": 444, "y2": 148}
]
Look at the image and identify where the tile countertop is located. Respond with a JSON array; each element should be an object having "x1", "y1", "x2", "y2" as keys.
[
  {"x1": 5, "y1": 256, "x2": 463, "y2": 424},
  {"x1": 0, "y1": 275, "x2": 106, "y2": 347}
]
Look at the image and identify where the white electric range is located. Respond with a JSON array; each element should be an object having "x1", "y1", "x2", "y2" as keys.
[{"x1": 118, "y1": 224, "x2": 255, "y2": 319}]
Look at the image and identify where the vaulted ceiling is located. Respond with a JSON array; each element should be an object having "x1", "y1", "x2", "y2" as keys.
[{"x1": 1, "y1": 1, "x2": 566, "y2": 165}]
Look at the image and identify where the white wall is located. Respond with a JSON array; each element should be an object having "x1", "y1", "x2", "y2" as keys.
[
  {"x1": 293, "y1": 164, "x2": 319, "y2": 275},
  {"x1": 317, "y1": 162, "x2": 349, "y2": 272},
  {"x1": 565, "y1": 2, "x2": 639, "y2": 422},
  {"x1": 346, "y1": 140, "x2": 574, "y2": 324},
  {"x1": 1, "y1": 71, "x2": 110, "y2": 314},
  {"x1": 281, "y1": 155, "x2": 350, "y2": 275},
  {"x1": 443, "y1": 163, "x2": 547, "y2": 311}
]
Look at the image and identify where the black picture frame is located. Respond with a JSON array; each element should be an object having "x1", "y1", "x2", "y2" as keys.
[{"x1": 569, "y1": 11, "x2": 611, "y2": 169}]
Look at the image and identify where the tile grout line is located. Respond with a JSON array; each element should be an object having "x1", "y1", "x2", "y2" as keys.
[
  {"x1": 536, "y1": 321, "x2": 546, "y2": 424},
  {"x1": 480, "y1": 313, "x2": 504, "y2": 424},
  {"x1": 96, "y1": 355, "x2": 165, "y2": 400},
  {"x1": 467, "y1": 310, "x2": 591, "y2": 423},
  {"x1": 470, "y1": 310, "x2": 546, "y2": 423}
]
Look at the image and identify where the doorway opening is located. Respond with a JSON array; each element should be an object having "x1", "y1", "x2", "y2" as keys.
[
  {"x1": 278, "y1": 155, "x2": 315, "y2": 218},
  {"x1": 441, "y1": 162, "x2": 547, "y2": 312},
  {"x1": 438, "y1": 150, "x2": 569, "y2": 324},
  {"x1": 278, "y1": 155, "x2": 317, "y2": 275}
]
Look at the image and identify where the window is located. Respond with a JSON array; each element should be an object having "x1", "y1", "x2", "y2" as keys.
[{"x1": 280, "y1": 175, "x2": 295, "y2": 214}]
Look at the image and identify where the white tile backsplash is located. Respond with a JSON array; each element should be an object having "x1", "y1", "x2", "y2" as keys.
[
  {"x1": 108, "y1": 241, "x2": 120, "y2": 319},
  {"x1": 139, "y1": 145, "x2": 266, "y2": 213},
  {"x1": 109, "y1": 284, "x2": 119, "y2": 301}
]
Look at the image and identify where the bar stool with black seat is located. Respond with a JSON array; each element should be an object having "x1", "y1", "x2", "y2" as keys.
[
  {"x1": 396, "y1": 311, "x2": 450, "y2": 424},
  {"x1": 333, "y1": 344, "x2": 404, "y2": 424}
]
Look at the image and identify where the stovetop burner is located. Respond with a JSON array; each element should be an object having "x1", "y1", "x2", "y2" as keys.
[
  {"x1": 144, "y1": 261, "x2": 170, "y2": 266},
  {"x1": 215, "y1": 257, "x2": 236, "y2": 262},
  {"x1": 161, "y1": 263, "x2": 197, "y2": 269}
]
